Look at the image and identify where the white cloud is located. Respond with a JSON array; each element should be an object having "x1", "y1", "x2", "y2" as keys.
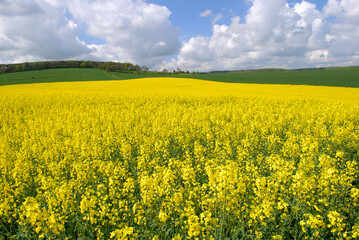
[
  {"x1": 1, "y1": 0, "x2": 358, "y2": 71},
  {"x1": 323, "y1": 0, "x2": 359, "y2": 58},
  {"x1": 160, "y1": 0, "x2": 359, "y2": 71},
  {"x1": 199, "y1": 9, "x2": 212, "y2": 18},
  {"x1": 212, "y1": 13, "x2": 223, "y2": 25},
  {"x1": 199, "y1": 8, "x2": 223, "y2": 25},
  {"x1": 0, "y1": 0, "x2": 180, "y2": 67},
  {"x1": 62, "y1": 0, "x2": 181, "y2": 66},
  {"x1": 0, "y1": 0, "x2": 92, "y2": 62},
  {"x1": 324, "y1": 0, "x2": 359, "y2": 24}
]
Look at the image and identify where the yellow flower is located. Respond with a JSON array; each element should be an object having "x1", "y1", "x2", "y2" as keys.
[
  {"x1": 1, "y1": 78, "x2": 359, "y2": 239},
  {"x1": 158, "y1": 210, "x2": 169, "y2": 223},
  {"x1": 110, "y1": 226, "x2": 134, "y2": 239},
  {"x1": 272, "y1": 235, "x2": 283, "y2": 240}
]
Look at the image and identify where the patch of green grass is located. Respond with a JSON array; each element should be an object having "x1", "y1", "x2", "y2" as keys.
[
  {"x1": 0, "y1": 68, "x2": 131, "y2": 86},
  {"x1": 1, "y1": 67, "x2": 358, "y2": 88},
  {"x1": 0, "y1": 68, "x2": 173, "y2": 86},
  {"x1": 187, "y1": 68, "x2": 359, "y2": 88}
]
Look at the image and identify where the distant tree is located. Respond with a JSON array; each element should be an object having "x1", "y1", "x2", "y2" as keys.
[
  {"x1": 100, "y1": 62, "x2": 111, "y2": 71},
  {"x1": 32, "y1": 62, "x2": 39, "y2": 70},
  {"x1": 0, "y1": 65, "x2": 5, "y2": 74},
  {"x1": 142, "y1": 66, "x2": 149, "y2": 74},
  {"x1": 68, "y1": 61, "x2": 80, "y2": 68},
  {"x1": 22, "y1": 62, "x2": 30, "y2": 71},
  {"x1": 0, "y1": 60, "x2": 154, "y2": 74},
  {"x1": 106, "y1": 63, "x2": 115, "y2": 71},
  {"x1": 162, "y1": 69, "x2": 168, "y2": 74},
  {"x1": 125, "y1": 63, "x2": 133, "y2": 72},
  {"x1": 36, "y1": 62, "x2": 46, "y2": 70},
  {"x1": 5, "y1": 65, "x2": 14, "y2": 73},
  {"x1": 117, "y1": 63, "x2": 127, "y2": 72},
  {"x1": 87, "y1": 61, "x2": 96, "y2": 68},
  {"x1": 176, "y1": 68, "x2": 183, "y2": 73},
  {"x1": 134, "y1": 65, "x2": 141, "y2": 72},
  {"x1": 80, "y1": 61, "x2": 88, "y2": 68}
]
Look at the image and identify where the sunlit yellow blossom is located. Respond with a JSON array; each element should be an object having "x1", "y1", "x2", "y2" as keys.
[
  {"x1": 1, "y1": 78, "x2": 359, "y2": 239},
  {"x1": 110, "y1": 226, "x2": 134, "y2": 239}
]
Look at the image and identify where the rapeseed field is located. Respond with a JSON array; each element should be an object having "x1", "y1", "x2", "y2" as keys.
[{"x1": 0, "y1": 78, "x2": 359, "y2": 239}]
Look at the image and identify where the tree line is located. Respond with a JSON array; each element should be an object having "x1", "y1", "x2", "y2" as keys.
[{"x1": 0, "y1": 61, "x2": 147, "y2": 74}]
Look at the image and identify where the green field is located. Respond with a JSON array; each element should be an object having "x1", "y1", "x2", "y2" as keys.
[
  {"x1": 0, "y1": 68, "x2": 147, "y2": 86},
  {"x1": 0, "y1": 67, "x2": 358, "y2": 87},
  {"x1": 194, "y1": 68, "x2": 359, "y2": 88}
]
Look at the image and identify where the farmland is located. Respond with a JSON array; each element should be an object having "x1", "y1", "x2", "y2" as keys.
[
  {"x1": 1, "y1": 78, "x2": 359, "y2": 239},
  {"x1": 193, "y1": 68, "x2": 359, "y2": 88},
  {"x1": 0, "y1": 68, "x2": 145, "y2": 86},
  {"x1": 0, "y1": 67, "x2": 359, "y2": 88}
]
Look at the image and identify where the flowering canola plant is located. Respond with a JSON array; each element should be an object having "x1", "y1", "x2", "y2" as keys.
[{"x1": 0, "y1": 78, "x2": 359, "y2": 239}]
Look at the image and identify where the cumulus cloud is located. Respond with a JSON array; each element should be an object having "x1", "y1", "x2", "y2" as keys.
[
  {"x1": 0, "y1": 0, "x2": 180, "y2": 67},
  {"x1": 160, "y1": 0, "x2": 359, "y2": 71},
  {"x1": 1, "y1": 0, "x2": 358, "y2": 70},
  {"x1": 322, "y1": 0, "x2": 359, "y2": 60},
  {"x1": 65, "y1": 0, "x2": 180, "y2": 66},
  {"x1": 0, "y1": 0, "x2": 92, "y2": 62}
]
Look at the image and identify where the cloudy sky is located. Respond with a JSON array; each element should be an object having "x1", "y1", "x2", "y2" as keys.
[{"x1": 0, "y1": 0, "x2": 358, "y2": 71}]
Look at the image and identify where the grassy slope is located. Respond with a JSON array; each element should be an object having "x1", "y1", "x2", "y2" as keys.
[
  {"x1": 0, "y1": 67, "x2": 358, "y2": 88},
  {"x1": 0, "y1": 68, "x2": 137, "y2": 86},
  {"x1": 189, "y1": 68, "x2": 359, "y2": 88}
]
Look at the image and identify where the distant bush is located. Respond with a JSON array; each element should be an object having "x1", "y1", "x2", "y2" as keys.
[{"x1": 0, "y1": 61, "x2": 142, "y2": 74}]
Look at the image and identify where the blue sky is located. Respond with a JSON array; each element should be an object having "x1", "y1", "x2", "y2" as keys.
[
  {"x1": 148, "y1": 0, "x2": 327, "y2": 40},
  {"x1": 148, "y1": 0, "x2": 250, "y2": 40},
  {"x1": 0, "y1": 0, "x2": 358, "y2": 71}
]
